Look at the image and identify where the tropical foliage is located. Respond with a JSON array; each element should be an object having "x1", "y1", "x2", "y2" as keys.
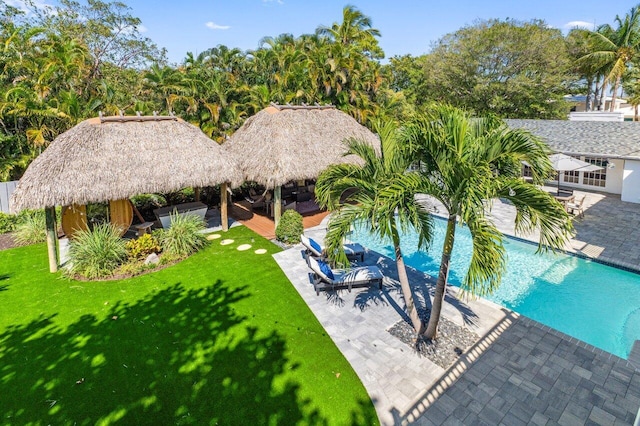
[
  {"x1": 404, "y1": 105, "x2": 574, "y2": 338},
  {"x1": 0, "y1": 1, "x2": 165, "y2": 180},
  {"x1": 275, "y1": 210, "x2": 304, "y2": 244},
  {"x1": 13, "y1": 209, "x2": 47, "y2": 245},
  {"x1": 7, "y1": 2, "x2": 640, "y2": 180},
  {"x1": 388, "y1": 19, "x2": 575, "y2": 118},
  {"x1": 153, "y1": 213, "x2": 208, "y2": 258},
  {"x1": 318, "y1": 108, "x2": 573, "y2": 339},
  {"x1": 316, "y1": 122, "x2": 433, "y2": 333},
  {"x1": 573, "y1": 5, "x2": 640, "y2": 112},
  {"x1": 125, "y1": 233, "x2": 161, "y2": 259},
  {"x1": 67, "y1": 223, "x2": 128, "y2": 279}
]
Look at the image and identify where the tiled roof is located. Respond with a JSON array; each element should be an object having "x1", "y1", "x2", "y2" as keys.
[{"x1": 505, "y1": 119, "x2": 640, "y2": 159}]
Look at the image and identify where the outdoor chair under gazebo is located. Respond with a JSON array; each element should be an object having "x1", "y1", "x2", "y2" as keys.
[
  {"x1": 10, "y1": 114, "x2": 242, "y2": 272},
  {"x1": 223, "y1": 103, "x2": 380, "y2": 228}
]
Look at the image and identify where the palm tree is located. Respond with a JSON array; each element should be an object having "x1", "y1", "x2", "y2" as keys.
[
  {"x1": 623, "y1": 66, "x2": 640, "y2": 120},
  {"x1": 143, "y1": 64, "x2": 192, "y2": 114},
  {"x1": 316, "y1": 5, "x2": 383, "y2": 59},
  {"x1": 579, "y1": 5, "x2": 640, "y2": 111},
  {"x1": 567, "y1": 28, "x2": 601, "y2": 111},
  {"x1": 315, "y1": 122, "x2": 433, "y2": 334},
  {"x1": 404, "y1": 105, "x2": 574, "y2": 339}
]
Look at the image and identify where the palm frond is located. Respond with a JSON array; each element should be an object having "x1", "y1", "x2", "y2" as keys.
[
  {"x1": 461, "y1": 214, "x2": 506, "y2": 296},
  {"x1": 498, "y1": 179, "x2": 574, "y2": 253}
]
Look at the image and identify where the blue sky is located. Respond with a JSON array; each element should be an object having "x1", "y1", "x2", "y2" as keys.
[{"x1": 14, "y1": 0, "x2": 637, "y2": 64}]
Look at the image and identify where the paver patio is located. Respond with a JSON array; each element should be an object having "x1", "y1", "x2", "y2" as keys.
[{"x1": 273, "y1": 189, "x2": 640, "y2": 425}]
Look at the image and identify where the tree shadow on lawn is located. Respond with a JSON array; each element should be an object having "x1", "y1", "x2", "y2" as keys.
[{"x1": 0, "y1": 281, "x2": 334, "y2": 425}]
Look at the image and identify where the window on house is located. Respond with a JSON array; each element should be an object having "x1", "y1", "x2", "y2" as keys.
[
  {"x1": 583, "y1": 157, "x2": 607, "y2": 187},
  {"x1": 563, "y1": 170, "x2": 579, "y2": 184},
  {"x1": 563, "y1": 155, "x2": 581, "y2": 184},
  {"x1": 523, "y1": 165, "x2": 532, "y2": 177}
]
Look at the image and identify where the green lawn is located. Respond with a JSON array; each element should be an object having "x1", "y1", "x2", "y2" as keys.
[{"x1": 0, "y1": 226, "x2": 377, "y2": 425}]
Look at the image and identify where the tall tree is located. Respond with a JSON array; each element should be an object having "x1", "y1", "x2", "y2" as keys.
[
  {"x1": 38, "y1": 0, "x2": 166, "y2": 75},
  {"x1": 316, "y1": 5, "x2": 383, "y2": 59},
  {"x1": 623, "y1": 65, "x2": 640, "y2": 120},
  {"x1": 399, "y1": 19, "x2": 573, "y2": 118},
  {"x1": 403, "y1": 105, "x2": 573, "y2": 338},
  {"x1": 578, "y1": 5, "x2": 640, "y2": 111},
  {"x1": 315, "y1": 122, "x2": 433, "y2": 333},
  {"x1": 566, "y1": 28, "x2": 601, "y2": 111}
]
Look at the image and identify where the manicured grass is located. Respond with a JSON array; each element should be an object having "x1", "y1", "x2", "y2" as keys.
[{"x1": 0, "y1": 226, "x2": 378, "y2": 425}]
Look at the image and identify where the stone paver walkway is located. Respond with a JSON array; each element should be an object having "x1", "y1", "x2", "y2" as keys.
[
  {"x1": 416, "y1": 316, "x2": 640, "y2": 425},
  {"x1": 476, "y1": 189, "x2": 640, "y2": 270},
  {"x1": 273, "y1": 238, "x2": 508, "y2": 425},
  {"x1": 273, "y1": 190, "x2": 640, "y2": 425}
]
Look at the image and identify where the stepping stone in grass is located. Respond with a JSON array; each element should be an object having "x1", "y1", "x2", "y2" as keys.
[
  {"x1": 207, "y1": 234, "x2": 222, "y2": 240},
  {"x1": 220, "y1": 239, "x2": 234, "y2": 245},
  {"x1": 254, "y1": 249, "x2": 267, "y2": 254},
  {"x1": 237, "y1": 244, "x2": 252, "y2": 251}
]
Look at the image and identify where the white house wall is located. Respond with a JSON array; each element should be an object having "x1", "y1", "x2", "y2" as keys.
[
  {"x1": 622, "y1": 159, "x2": 640, "y2": 203},
  {"x1": 605, "y1": 159, "x2": 624, "y2": 194},
  {"x1": 558, "y1": 158, "x2": 624, "y2": 196}
]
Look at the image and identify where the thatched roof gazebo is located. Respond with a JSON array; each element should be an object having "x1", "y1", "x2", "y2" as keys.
[
  {"x1": 11, "y1": 114, "x2": 242, "y2": 271},
  {"x1": 223, "y1": 103, "x2": 380, "y2": 226}
]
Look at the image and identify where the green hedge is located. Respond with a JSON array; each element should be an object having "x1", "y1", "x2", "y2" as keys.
[{"x1": 275, "y1": 210, "x2": 303, "y2": 244}]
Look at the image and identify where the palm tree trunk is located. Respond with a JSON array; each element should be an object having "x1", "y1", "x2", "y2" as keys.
[
  {"x1": 391, "y1": 224, "x2": 423, "y2": 334},
  {"x1": 585, "y1": 76, "x2": 594, "y2": 111},
  {"x1": 424, "y1": 214, "x2": 456, "y2": 339},
  {"x1": 635, "y1": 105, "x2": 638, "y2": 121},
  {"x1": 610, "y1": 76, "x2": 621, "y2": 112},
  {"x1": 599, "y1": 80, "x2": 607, "y2": 111}
]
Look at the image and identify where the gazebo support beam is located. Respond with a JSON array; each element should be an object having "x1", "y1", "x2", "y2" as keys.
[
  {"x1": 45, "y1": 207, "x2": 58, "y2": 273},
  {"x1": 220, "y1": 182, "x2": 228, "y2": 231},
  {"x1": 274, "y1": 186, "x2": 282, "y2": 229}
]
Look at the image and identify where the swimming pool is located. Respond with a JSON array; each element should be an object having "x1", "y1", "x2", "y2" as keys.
[{"x1": 351, "y1": 218, "x2": 640, "y2": 359}]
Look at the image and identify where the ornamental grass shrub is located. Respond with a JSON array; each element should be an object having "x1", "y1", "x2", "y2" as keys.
[
  {"x1": 275, "y1": 210, "x2": 303, "y2": 244},
  {"x1": 68, "y1": 223, "x2": 127, "y2": 279},
  {"x1": 154, "y1": 213, "x2": 207, "y2": 258},
  {"x1": 13, "y1": 210, "x2": 47, "y2": 245}
]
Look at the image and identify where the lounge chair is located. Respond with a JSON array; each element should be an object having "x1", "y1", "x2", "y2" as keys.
[
  {"x1": 566, "y1": 194, "x2": 585, "y2": 218},
  {"x1": 300, "y1": 235, "x2": 366, "y2": 262},
  {"x1": 307, "y1": 256, "x2": 383, "y2": 295}
]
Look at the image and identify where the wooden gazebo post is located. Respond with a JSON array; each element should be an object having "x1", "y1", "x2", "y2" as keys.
[
  {"x1": 45, "y1": 206, "x2": 58, "y2": 272},
  {"x1": 220, "y1": 182, "x2": 229, "y2": 231},
  {"x1": 273, "y1": 185, "x2": 282, "y2": 229}
]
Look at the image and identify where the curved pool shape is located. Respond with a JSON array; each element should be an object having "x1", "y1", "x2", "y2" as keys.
[{"x1": 352, "y1": 219, "x2": 640, "y2": 359}]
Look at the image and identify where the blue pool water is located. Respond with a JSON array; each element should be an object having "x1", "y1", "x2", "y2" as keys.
[{"x1": 352, "y1": 219, "x2": 640, "y2": 359}]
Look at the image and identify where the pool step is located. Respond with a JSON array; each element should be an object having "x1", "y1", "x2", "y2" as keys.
[{"x1": 630, "y1": 340, "x2": 640, "y2": 371}]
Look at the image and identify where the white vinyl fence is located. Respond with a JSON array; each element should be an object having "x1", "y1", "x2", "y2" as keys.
[{"x1": 0, "y1": 181, "x2": 18, "y2": 214}]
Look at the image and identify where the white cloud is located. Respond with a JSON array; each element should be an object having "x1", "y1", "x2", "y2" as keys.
[
  {"x1": 137, "y1": 25, "x2": 148, "y2": 33},
  {"x1": 262, "y1": 0, "x2": 284, "y2": 4},
  {"x1": 205, "y1": 22, "x2": 231, "y2": 30},
  {"x1": 564, "y1": 21, "x2": 596, "y2": 30}
]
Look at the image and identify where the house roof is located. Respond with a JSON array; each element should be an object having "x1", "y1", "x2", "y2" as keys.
[{"x1": 505, "y1": 119, "x2": 640, "y2": 160}]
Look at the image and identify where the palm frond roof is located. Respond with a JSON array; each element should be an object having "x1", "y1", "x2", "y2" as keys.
[{"x1": 11, "y1": 115, "x2": 243, "y2": 212}]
